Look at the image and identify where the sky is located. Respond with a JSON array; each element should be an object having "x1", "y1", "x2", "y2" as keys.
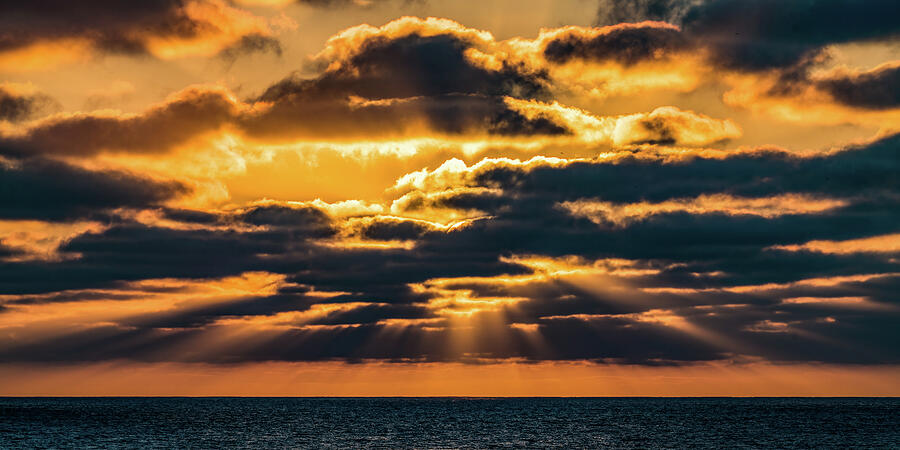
[{"x1": 0, "y1": 0, "x2": 899, "y2": 396}]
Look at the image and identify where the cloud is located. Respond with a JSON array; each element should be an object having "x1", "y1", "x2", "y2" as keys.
[
  {"x1": 680, "y1": 0, "x2": 900, "y2": 71},
  {"x1": 83, "y1": 81, "x2": 138, "y2": 110},
  {"x1": 1, "y1": 87, "x2": 244, "y2": 157},
  {"x1": 0, "y1": 90, "x2": 574, "y2": 160},
  {"x1": 279, "y1": 17, "x2": 548, "y2": 100},
  {"x1": 0, "y1": 241, "x2": 23, "y2": 260},
  {"x1": 595, "y1": 0, "x2": 700, "y2": 26},
  {"x1": 393, "y1": 134, "x2": 900, "y2": 206},
  {"x1": 0, "y1": 84, "x2": 58, "y2": 122},
  {"x1": 248, "y1": 94, "x2": 571, "y2": 141},
  {"x1": 719, "y1": 68, "x2": 900, "y2": 128},
  {"x1": 586, "y1": 0, "x2": 900, "y2": 120},
  {"x1": 0, "y1": 19, "x2": 574, "y2": 158},
  {"x1": 610, "y1": 106, "x2": 741, "y2": 145},
  {"x1": 581, "y1": 2, "x2": 900, "y2": 120},
  {"x1": 252, "y1": 18, "x2": 567, "y2": 138},
  {"x1": 1, "y1": 13, "x2": 898, "y2": 368},
  {"x1": 234, "y1": 202, "x2": 337, "y2": 237},
  {"x1": 0, "y1": 157, "x2": 188, "y2": 221},
  {"x1": 0, "y1": 135, "x2": 897, "y2": 364},
  {"x1": 0, "y1": 17, "x2": 755, "y2": 161},
  {"x1": 816, "y1": 63, "x2": 900, "y2": 110},
  {"x1": 561, "y1": 193, "x2": 847, "y2": 227},
  {"x1": 544, "y1": 22, "x2": 688, "y2": 66},
  {"x1": 216, "y1": 33, "x2": 283, "y2": 66},
  {"x1": 381, "y1": 134, "x2": 900, "y2": 288},
  {"x1": 770, "y1": 233, "x2": 900, "y2": 255},
  {"x1": 0, "y1": 0, "x2": 281, "y2": 67},
  {"x1": 596, "y1": 0, "x2": 900, "y2": 71},
  {"x1": 2, "y1": 88, "x2": 737, "y2": 160}
]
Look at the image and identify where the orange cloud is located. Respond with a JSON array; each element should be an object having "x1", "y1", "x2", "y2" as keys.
[
  {"x1": 771, "y1": 233, "x2": 900, "y2": 255},
  {"x1": 562, "y1": 194, "x2": 846, "y2": 227}
]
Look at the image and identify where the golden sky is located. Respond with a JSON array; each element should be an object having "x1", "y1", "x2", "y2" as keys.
[{"x1": 0, "y1": 0, "x2": 899, "y2": 396}]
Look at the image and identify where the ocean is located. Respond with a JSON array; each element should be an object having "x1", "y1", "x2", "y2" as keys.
[{"x1": 1, "y1": 397, "x2": 898, "y2": 448}]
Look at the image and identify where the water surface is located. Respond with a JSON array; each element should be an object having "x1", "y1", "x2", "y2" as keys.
[{"x1": 1, "y1": 397, "x2": 898, "y2": 448}]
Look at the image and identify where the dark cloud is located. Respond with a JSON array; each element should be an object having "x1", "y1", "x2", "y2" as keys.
[
  {"x1": 680, "y1": 0, "x2": 900, "y2": 71},
  {"x1": 1, "y1": 88, "x2": 239, "y2": 157},
  {"x1": 595, "y1": 0, "x2": 699, "y2": 26},
  {"x1": 0, "y1": 241, "x2": 23, "y2": 260},
  {"x1": 0, "y1": 224, "x2": 279, "y2": 295},
  {"x1": 217, "y1": 34, "x2": 283, "y2": 66},
  {"x1": 0, "y1": 201, "x2": 341, "y2": 294},
  {"x1": 353, "y1": 217, "x2": 437, "y2": 241},
  {"x1": 261, "y1": 34, "x2": 549, "y2": 101},
  {"x1": 60, "y1": 224, "x2": 279, "y2": 275},
  {"x1": 545, "y1": 23, "x2": 689, "y2": 66},
  {"x1": 236, "y1": 204, "x2": 337, "y2": 238},
  {"x1": 467, "y1": 135, "x2": 900, "y2": 204},
  {"x1": 0, "y1": 0, "x2": 188, "y2": 54},
  {"x1": 594, "y1": 0, "x2": 900, "y2": 71},
  {"x1": 253, "y1": 32, "x2": 567, "y2": 138},
  {"x1": 160, "y1": 207, "x2": 223, "y2": 225},
  {"x1": 407, "y1": 138, "x2": 900, "y2": 289},
  {"x1": 0, "y1": 156, "x2": 188, "y2": 221},
  {"x1": 0, "y1": 0, "x2": 277, "y2": 59},
  {"x1": 247, "y1": 93, "x2": 569, "y2": 140},
  {"x1": 817, "y1": 65, "x2": 900, "y2": 109},
  {"x1": 0, "y1": 86, "x2": 58, "y2": 122}
]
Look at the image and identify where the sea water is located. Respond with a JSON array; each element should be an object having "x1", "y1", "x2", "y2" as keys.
[{"x1": 1, "y1": 397, "x2": 898, "y2": 448}]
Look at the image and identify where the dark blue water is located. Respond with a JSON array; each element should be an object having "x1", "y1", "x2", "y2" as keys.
[{"x1": 1, "y1": 398, "x2": 898, "y2": 448}]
